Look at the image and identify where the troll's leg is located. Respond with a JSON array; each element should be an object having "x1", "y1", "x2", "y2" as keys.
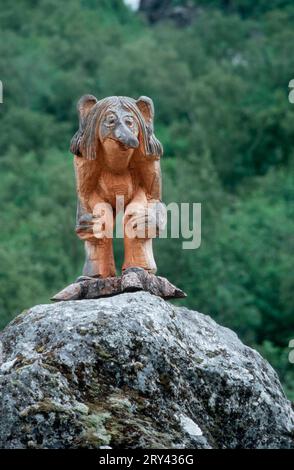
[
  {"x1": 123, "y1": 238, "x2": 156, "y2": 273},
  {"x1": 83, "y1": 238, "x2": 116, "y2": 278},
  {"x1": 76, "y1": 198, "x2": 116, "y2": 278},
  {"x1": 122, "y1": 189, "x2": 157, "y2": 274}
]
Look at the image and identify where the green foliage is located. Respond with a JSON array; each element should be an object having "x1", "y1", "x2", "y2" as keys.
[
  {"x1": 0, "y1": 148, "x2": 81, "y2": 327},
  {"x1": 0, "y1": 0, "x2": 293, "y2": 397}
]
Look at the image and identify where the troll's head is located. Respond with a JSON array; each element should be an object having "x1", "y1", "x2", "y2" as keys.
[{"x1": 70, "y1": 95, "x2": 163, "y2": 170}]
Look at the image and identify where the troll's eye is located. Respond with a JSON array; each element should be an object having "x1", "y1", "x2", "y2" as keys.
[
  {"x1": 124, "y1": 116, "x2": 135, "y2": 128},
  {"x1": 105, "y1": 113, "x2": 117, "y2": 127}
]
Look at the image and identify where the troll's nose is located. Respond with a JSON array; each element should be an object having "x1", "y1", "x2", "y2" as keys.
[{"x1": 114, "y1": 125, "x2": 139, "y2": 149}]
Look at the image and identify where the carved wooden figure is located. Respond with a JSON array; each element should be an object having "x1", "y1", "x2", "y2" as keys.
[
  {"x1": 52, "y1": 95, "x2": 186, "y2": 301},
  {"x1": 70, "y1": 95, "x2": 164, "y2": 278}
]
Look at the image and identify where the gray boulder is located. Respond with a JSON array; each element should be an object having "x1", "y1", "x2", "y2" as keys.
[
  {"x1": 139, "y1": 0, "x2": 198, "y2": 26},
  {"x1": 0, "y1": 292, "x2": 293, "y2": 448}
]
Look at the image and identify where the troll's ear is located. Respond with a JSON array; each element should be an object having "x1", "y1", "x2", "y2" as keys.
[
  {"x1": 136, "y1": 96, "x2": 163, "y2": 159},
  {"x1": 70, "y1": 94, "x2": 98, "y2": 156},
  {"x1": 77, "y1": 94, "x2": 98, "y2": 123},
  {"x1": 136, "y1": 96, "x2": 155, "y2": 130}
]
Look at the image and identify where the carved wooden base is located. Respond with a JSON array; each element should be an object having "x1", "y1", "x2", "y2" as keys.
[{"x1": 51, "y1": 267, "x2": 186, "y2": 302}]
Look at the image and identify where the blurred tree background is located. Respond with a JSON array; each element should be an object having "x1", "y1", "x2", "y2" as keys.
[{"x1": 0, "y1": 0, "x2": 293, "y2": 397}]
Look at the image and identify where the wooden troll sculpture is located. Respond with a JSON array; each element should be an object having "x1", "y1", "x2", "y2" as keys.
[
  {"x1": 52, "y1": 95, "x2": 186, "y2": 301},
  {"x1": 71, "y1": 94, "x2": 163, "y2": 278}
]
